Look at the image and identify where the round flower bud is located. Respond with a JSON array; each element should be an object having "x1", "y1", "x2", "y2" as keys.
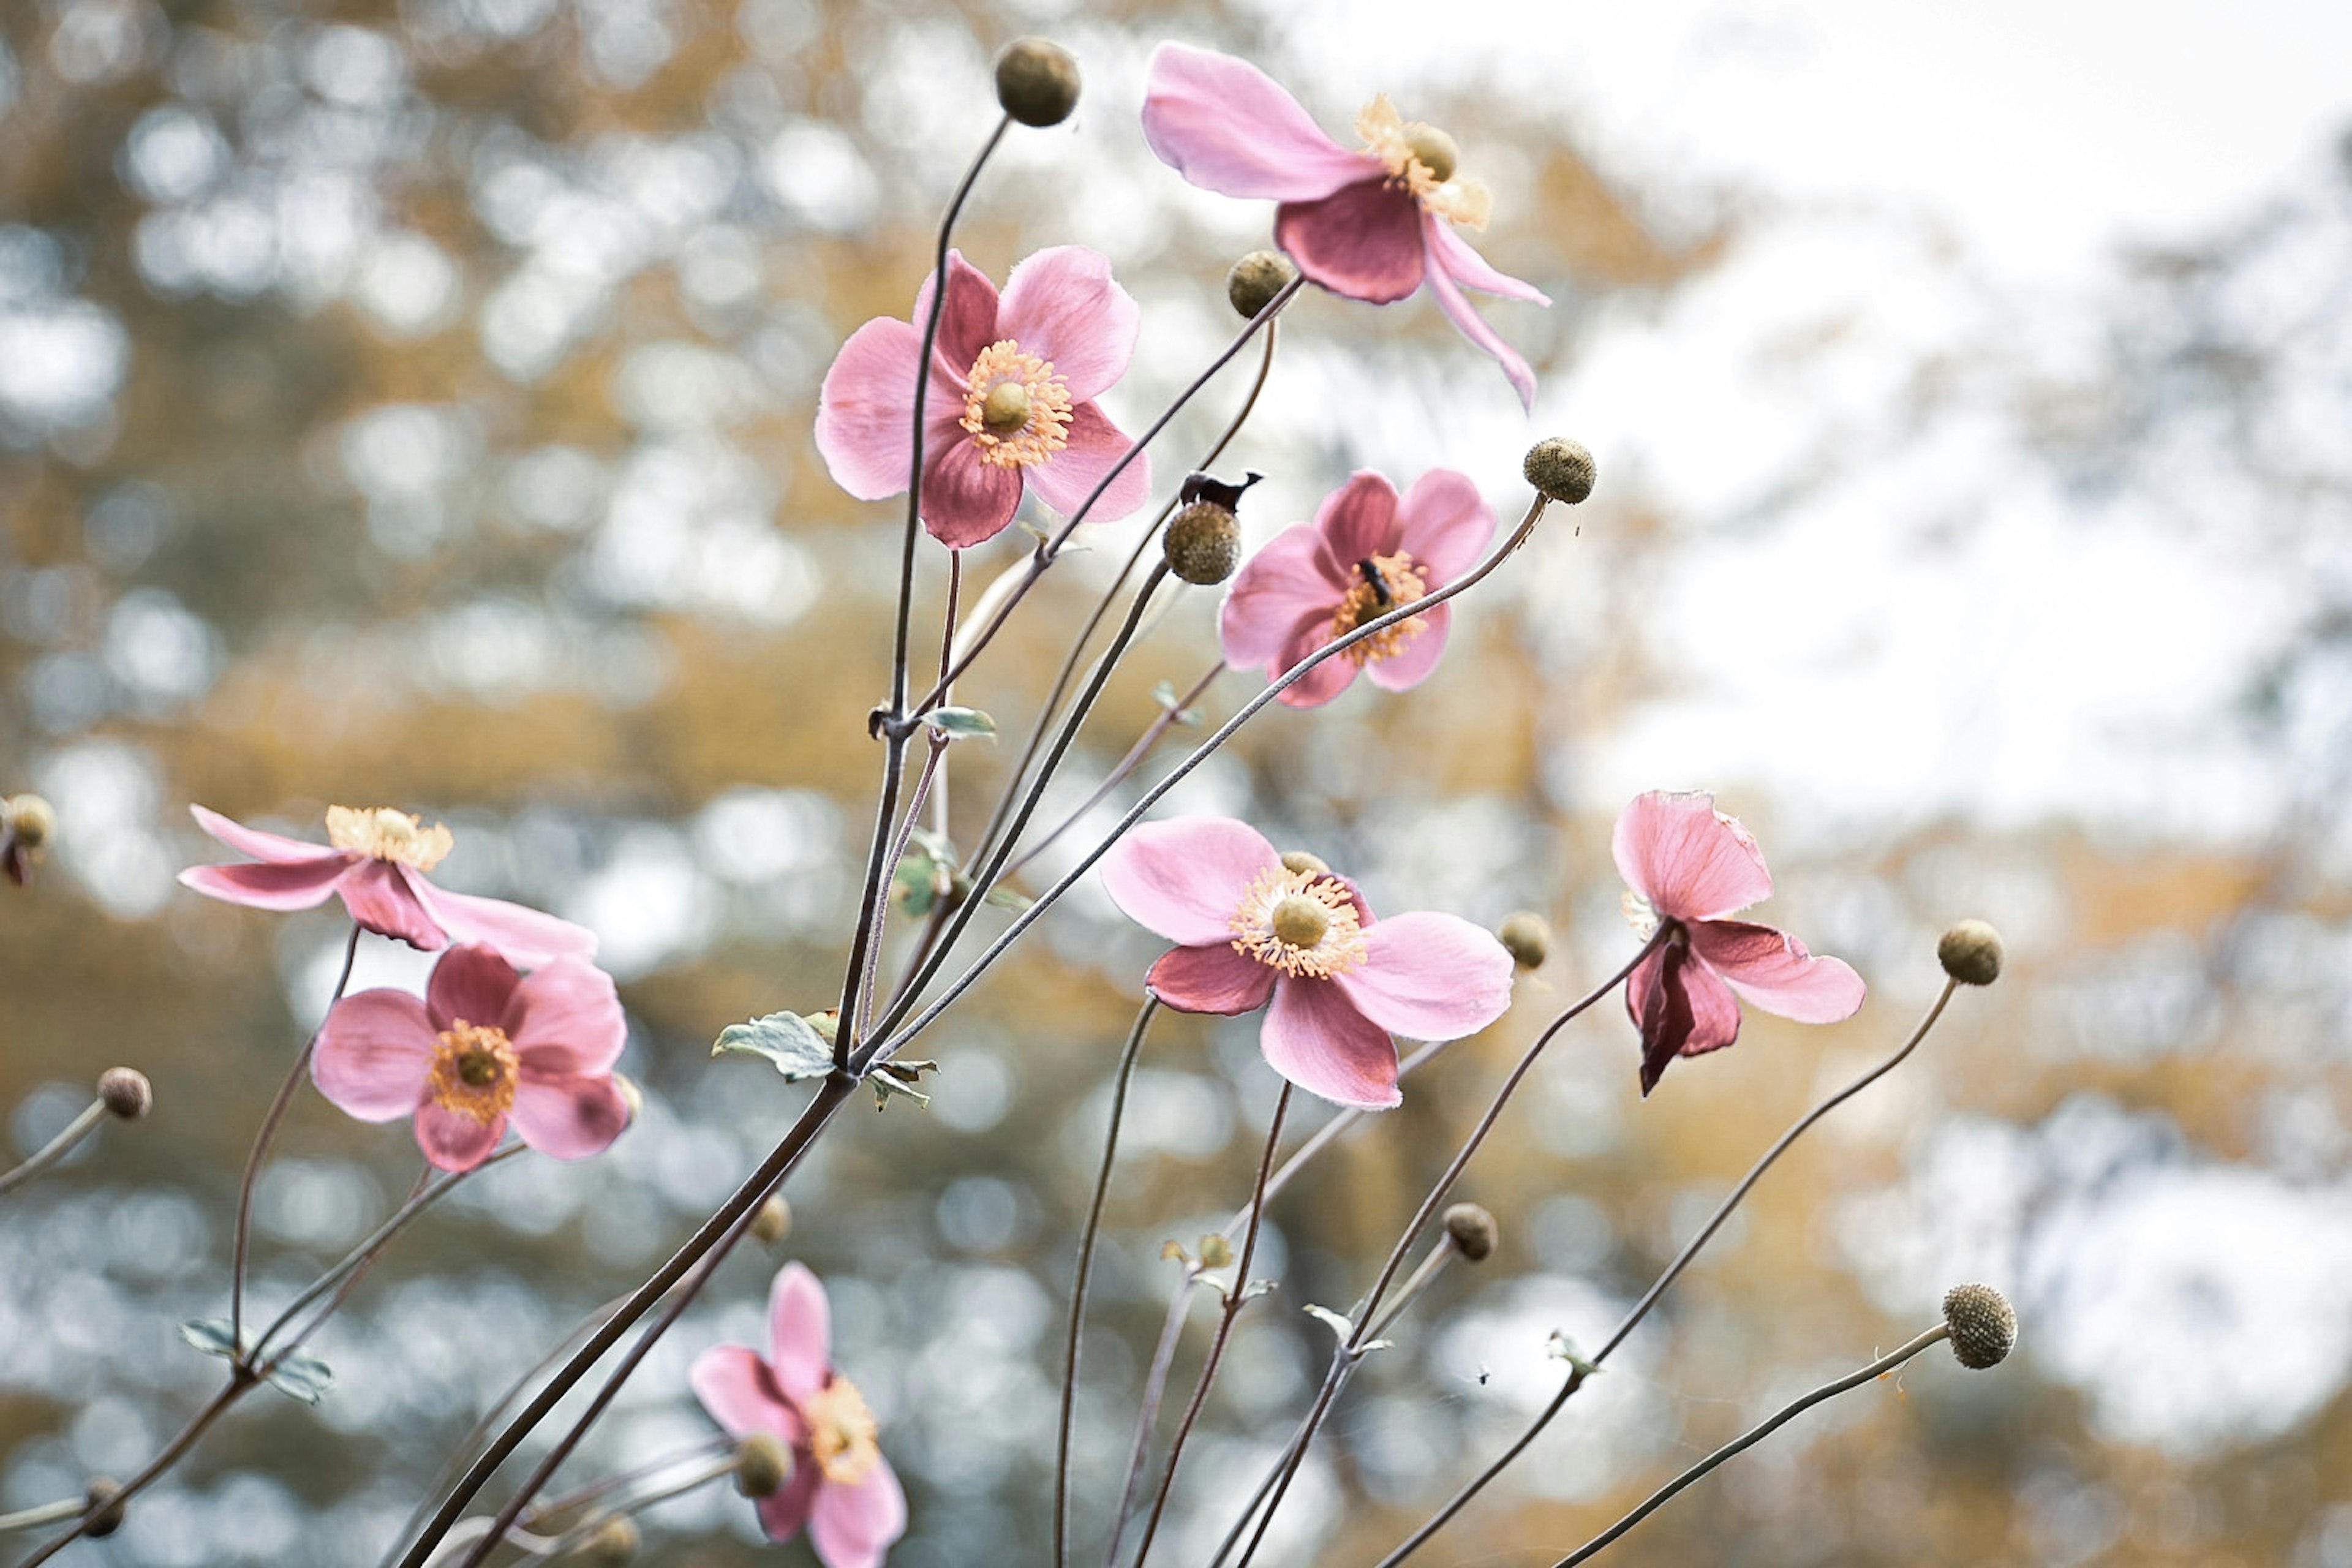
[
  {"x1": 734, "y1": 1431, "x2": 794, "y2": 1498},
  {"x1": 6, "y1": 793, "x2": 58, "y2": 852},
  {"x1": 571, "y1": 1515, "x2": 640, "y2": 1564},
  {"x1": 750, "y1": 1195, "x2": 793, "y2": 1246},
  {"x1": 1164, "y1": 502, "x2": 1242, "y2": 586},
  {"x1": 1278, "y1": 850, "x2": 1329, "y2": 877},
  {"x1": 1496, "y1": 912, "x2": 1551, "y2": 971},
  {"x1": 1227, "y1": 249, "x2": 1298, "y2": 320},
  {"x1": 1524, "y1": 438, "x2": 1596, "y2": 505},
  {"x1": 1941, "y1": 1282, "x2": 2018, "y2": 1370},
  {"x1": 1442, "y1": 1202, "x2": 1498, "y2": 1262},
  {"x1": 84, "y1": 1477, "x2": 126, "y2": 1539},
  {"x1": 995, "y1": 38, "x2": 1080, "y2": 127},
  {"x1": 97, "y1": 1067, "x2": 152, "y2": 1121},
  {"x1": 1937, "y1": 920, "x2": 2004, "y2": 987}
]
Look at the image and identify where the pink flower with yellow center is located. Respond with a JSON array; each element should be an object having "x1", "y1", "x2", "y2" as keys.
[
  {"x1": 814, "y1": 246, "x2": 1150, "y2": 549},
  {"x1": 1141, "y1": 42, "x2": 1550, "y2": 407},
  {"x1": 311, "y1": 943, "x2": 631, "y2": 1172},
  {"x1": 691, "y1": 1263, "x2": 907, "y2": 1568},
  {"x1": 1614, "y1": 791, "x2": 1868, "y2": 1096},
  {"x1": 1220, "y1": 468, "x2": 1496, "y2": 709},
  {"x1": 1099, "y1": 816, "x2": 1513, "y2": 1110},
  {"x1": 179, "y1": 804, "x2": 596, "y2": 968}
]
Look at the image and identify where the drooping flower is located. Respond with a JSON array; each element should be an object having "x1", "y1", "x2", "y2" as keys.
[
  {"x1": 311, "y1": 943, "x2": 631, "y2": 1172},
  {"x1": 1220, "y1": 468, "x2": 1495, "y2": 708},
  {"x1": 179, "y1": 804, "x2": 595, "y2": 968},
  {"x1": 815, "y1": 246, "x2": 1151, "y2": 549},
  {"x1": 1141, "y1": 43, "x2": 1550, "y2": 407},
  {"x1": 1099, "y1": 816, "x2": 1513, "y2": 1109},
  {"x1": 1613, "y1": 791, "x2": 1866, "y2": 1096},
  {"x1": 691, "y1": 1263, "x2": 908, "y2": 1568}
]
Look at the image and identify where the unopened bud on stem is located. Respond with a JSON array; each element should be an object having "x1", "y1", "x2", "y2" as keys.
[
  {"x1": 1941, "y1": 1282, "x2": 2018, "y2": 1369},
  {"x1": 750, "y1": 1196, "x2": 792, "y2": 1246},
  {"x1": 1442, "y1": 1202, "x2": 1498, "y2": 1262},
  {"x1": 1227, "y1": 249, "x2": 1297, "y2": 320},
  {"x1": 1524, "y1": 438, "x2": 1596, "y2": 505},
  {"x1": 1496, "y1": 911, "x2": 1550, "y2": 971},
  {"x1": 995, "y1": 39, "x2": 1079, "y2": 127},
  {"x1": 1937, "y1": 920, "x2": 2003, "y2": 986},
  {"x1": 83, "y1": 1478, "x2": 126, "y2": 1539},
  {"x1": 97, "y1": 1068, "x2": 152, "y2": 1121},
  {"x1": 735, "y1": 1433, "x2": 794, "y2": 1498}
]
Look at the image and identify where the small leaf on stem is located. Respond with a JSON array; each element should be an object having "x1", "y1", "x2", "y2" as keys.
[
  {"x1": 921, "y1": 707, "x2": 998, "y2": 741},
  {"x1": 712, "y1": 1013, "x2": 837, "y2": 1080}
]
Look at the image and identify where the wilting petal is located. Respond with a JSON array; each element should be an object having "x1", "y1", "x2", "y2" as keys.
[
  {"x1": 1424, "y1": 217, "x2": 1551, "y2": 306},
  {"x1": 189, "y1": 805, "x2": 346, "y2": 865},
  {"x1": 1276, "y1": 179, "x2": 1427, "y2": 304},
  {"x1": 414, "y1": 1101, "x2": 504, "y2": 1171},
  {"x1": 334, "y1": 860, "x2": 448, "y2": 951},
  {"x1": 1147, "y1": 943, "x2": 1277, "y2": 1015},
  {"x1": 1362, "y1": 600, "x2": 1451, "y2": 693},
  {"x1": 1392, "y1": 467, "x2": 1498, "y2": 584},
  {"x1": 510, "y1": 1070, "x2": 630, "y2": 1160},
  {"x1": 1270, "y1": 614, "x2": 1359, "y2": 709},
  {"x1": 1023, "y1": 401, "x2": 1151, "y2": 523},
  {"x1": 1312, "y1": 471, "x2": 1403, "y2": 567},
  {"x1": 1335, "y1": 911, "x2": 1512, "y2": 1040},
  {"x1": 809, "y1": 1459, "x2": 909, "y2": 1568},
  {"x1": 1219, "y1": 523, "x2": 1343, "y2": 668},
  {"x1": 766, "y1": 1262, "x2": 834, "y2": 1406},
  {"x1": 1611, "y1": 791, "x2": 1774, "y2": 922},
  {"x1": 813, "y1": 316, "x2": 924, "y2": 501},
  {"x1": 997, "y1": 247, "x2": 1139, "y2": 403},
  {"x1": 1691, "y1": 920, "x2": 1866, "y2": 1023},
  {"x1": 504, "y1": 957, "x2": 627, "y2": 1072},
  {"x1": 414, "y1": 879, "x2": 598, "y2": 968},
  {"x1": 690, "y1": 1344, "x2": 802, "y2": 1444},
  {"x1": 423, "y1": 943, "x2": 518, "y2": 1033},
  {"x1": 1099, "y1": 816, "x2": 1278, "y2": 946},
  {"x1": 312, "y1": 990, "x2": 435, "y2": 1120},
  {"x1": 918, "y1": 439, "x2": 1024, "y2": 548},
  {"x1": 179, "y1": 857, "x2": 353, "y2": 911},
  {"x1": 1259, "y1": 978, "x2": 1401, "y2": 1109},
  {"x1": 1629, "y1": 941, "x2": 1743, "y2": 1096},
  {"x1": 1424, "y1": 222, "x2": 1538, "y2": 410},
  {"x1": 1140, "y1": 43, "x2": 1378, "y2": 202}
]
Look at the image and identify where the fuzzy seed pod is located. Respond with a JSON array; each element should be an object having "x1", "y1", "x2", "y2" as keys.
[
  {"x1": 1442, "y1": 1202, "x2": 1498, "y2": 1262},
  {"x1": 1942, "y1": 1282, "x2": 2018, "y2": 1369},
  {"x1": 735, "y1": 1432, "x2": 794, "y2": 1498},
  {"x1": 750, "y1": 1196, "x2": 793, "y2": 1246},
  {"x1": 83, "y1": 1478, "x2": 126, "y2": 1539},
  {"x1": 1496, "y1": 911, "x2": 1551, "y2": 971},
  {"x1": 1523, "y1": 438, "x2": 1596, "y2": 505},
  {"x1": 1227, "y1": 249, "x2": 1298, "y2": 320},
  {"x1": 1937, "y1": 920, "x2": 2004, "y2": 987},
  {"x1": 97, "y1": 1067, "x2": 152, "y2": 1121},
  {"x1": 1164, "y1": 502, "x2": 1242, "y2": 586},
  {"x1": 995, "y1": 39, "x2": 1080, "y2": 127}
]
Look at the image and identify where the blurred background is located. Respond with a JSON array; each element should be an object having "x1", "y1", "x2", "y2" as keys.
[{"x1": 4, "y1": 0, "x2": 2350, "y2": 1563}]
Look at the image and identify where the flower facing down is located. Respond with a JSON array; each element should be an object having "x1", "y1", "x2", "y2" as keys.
[
  {"x1": 1099, "y1": 816, "x2": 1513, "y2": 1109},
  {"x1": 1141, "y1": 43, "x2": 1550, "y2": 407},
  {"x1": 1221, "y1": 468, "x2": 1495, "y2": 708},
  {"x1": 692, "y1": 1263, "x2": 907, "y2": 1568},
  {"x1": 180, "y1": 805, "x2": 595, "y2": 968},
  {"x1": 1614, "y1": 791, "x2": 1866, "y2": 1095},
  {"x1": 312, "y1": 944, "x2": 631, "y2": 1172},
  {"x1": 815, "y1": 246, "x2": 1150, "y2": 549}
]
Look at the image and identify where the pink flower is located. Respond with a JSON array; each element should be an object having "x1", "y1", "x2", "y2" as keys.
[
  {"x1": 1141, "y1": 42, "x2": 1550, "y2": 408},
  {"x1": 1220, "y1": 468, "x2": 1494, "y2": 709},
  {"x1": 1614, "y1": 791, "x2": 1867, "y2": 1096},
  {"x1": 691, "y1": 1263, "x2": 908, "y2": 1568},
  {"x1": 179, "y1": 804, "x2": 595, "y2": 968},
  {"x1": 814, "y1": 246, "x2": 1150, "y2": 549},
  {"x1": 311, "y1": 944, "x2": 631, "y2": 1172},
  {"x1": 1099, "y1": 816, "x2": 1513, "y2": 1109}
]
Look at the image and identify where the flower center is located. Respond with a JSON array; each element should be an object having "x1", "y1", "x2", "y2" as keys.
[
  {"x1": 1329, "y1": 551, "x2": 1431, "y2": 667},
  {"x1": 1356, "y1": 95, "x2": 1492, "y2": 231},
  {"x1": 326, "y1": 805, "x2": 454, "y2": 872},
  {"x1": 428, "y1": 1020, "x2": 519, "y2": 1126},
  {"x1": 804, "y1": 1375, "x2": 881, "y2": 1486},
  {"x1": 960, "y1": 340, "x2": 1073, "y2": 470},
  {"x1": 1229, "y1": 866, "x2": 1368, "y2": 980}
]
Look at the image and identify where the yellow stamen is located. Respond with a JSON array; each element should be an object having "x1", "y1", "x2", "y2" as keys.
[
  {"x1": 804, "y1": 1376, "x2": 881, "y2": 1485},
  {"x1": 960, "y1": 340, "x2": 1073, "y2": 469},
  {"x1": 428, "y1": 1020, "x2": 519, "y2": 1126},
  {"x1": 1329, "y1": 550, "x2": 1431, "y2": 668},
  {"x1": 1356, "y1": 96, "x2": 1492, "y2": 231},
  {"x1": 326, "y1": 805, "x2": 454, "y2": 872},
  {"x1": 1229, "y1": 866, "x2": 1368, "y2": 980}
]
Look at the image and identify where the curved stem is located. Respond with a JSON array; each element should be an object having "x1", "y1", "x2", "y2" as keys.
[
  {"x1": 0, "y1": 1100, "x2": 107, "y2": 1200},
  {"x1": 0, "y1": 1499, "x2": 84, "y2": 1534},
  {"x1": 1001, "y1": 658, "x2": 1225, "y2": 885},
  {"x1": 18, "y1": 1378, "x2": 253, "y2": 1563}
]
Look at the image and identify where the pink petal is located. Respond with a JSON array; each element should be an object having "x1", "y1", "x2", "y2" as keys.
[
  {"x1": 1259, "y1": 978, "x2": 1401, "y2": 1110},
  {"x1": 1219, "y1": 522, "x2": 1343, "y2": 668},
  {"x1": 179, "y1": 858, "x2": 355, "y2": 912},
  {"x1": 423, "y1": 943, "x2": 519, "y2": 1034},
  {"x1": 1140, "y1": 43, "x2": 1379, "y2": 202},
  {"x1": 1425, "y1": 217, "x2": 1551, "y2": 306},
  {"x1": 1627, "y1": 941, "x2": 1743, "y2": 1096},
  {"x1": 916, "y1": 252, "x2": 1003, "y2": 383},
  {"x1": 334, "y1": 860, "x2": 448, "y2": 951},
  {"x1": 1361, "y1": 600, "x2": 1451, "y2": 693},
  {"x1": 918, "y1": 439, "x2": 1023, "y2": 549},
  {"x1": 1022, "y1": 399, "x2": 1152, "y2": 524},
  {"x1": 1313, "y1": 471, "x2": 1403, "y2": 566},
  {"x1": 509, "y1": 1069, "x2": 630, "y2": 1160},
  {"x1": 766, "y1": 1261, "x2": 835, "y2": 1406},
  {"x1": 1276, "y1": 179, "x2": 1428, "y2": 304},
  {"x1": 1270, "y1": 614, "x2": 1359, "y2": 709},
  {"x1": 1423, "y1": 214, "x2": 1538, "y2": 409},
  {"x1": 189, "y1": 804, "x2": 344, "y2": 865},
  {"x1": 814, "y1": 315, "x2": 925, "y2": 502},
  {"x1": 503, "y1": 956, "x2": 627, "y2": 1073},
  {"x1": 1612, "y1": 792, "x2": 1775, "y2": 924},
  {"x1": 1691, "y1": 920, "x2": 1866, "y2": 1023},
  {"x1": 756, "y1": 1467, "x2": 822, "y2": 1548},
  {"x1": 1098, "y1": 816, "x2": 1279, "y2": 946},
  {"x1": 312, "y1": 989, "x2": 436, "y2": 1120},
  {"x1": 1333, "y1": 911, "x2": 1513, "y2": 1041},
  {"x1": 1392, "y1": 467, "x2": 1498, "y2": 584},
  {"x1": 413, "y1": 1101, "x2": 505, "y2": 1172},
  {"x1": 1147, "y1": 943, "x2": 1277, "y2": 1015},
  {"x1": 690, "y1": 1343, "x2": 804, "y2": 1444},
  {"x1": 995, "y1": 246, "x2": 1139, "y2": 404},
  {"x1": 409, "y1": 874, "x2": 599, "y2": 967},
  {"x1": 809, "y1": 1458, "x2": 909, "y2": 1568}
]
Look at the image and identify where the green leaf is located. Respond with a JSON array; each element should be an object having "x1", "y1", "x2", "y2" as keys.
[
  {"x1": 894, "y1": 831, "x2": 959, "y2": 916},
  {"x1": 921, "y1": 706, "x2": 997, "y2": 741},
  {"x1": 263, "y1": 1347, "x2": 336, "y2": 1404},
  {"x1": 982, "y1": 884, "x2": 1033, "y2": 912},
  {"x1": 1152, "y1": 680, "x2": 1202, "y2": 726},
  {"x1": 1547, "y1": 1330, "x2": 1602, "y2": 1377},
  {"x1": 1302, "y1": 1303, "x2": 1352, "y2": 1341},
  {"x1": 181, "y1": 1317, "x2": 242, "y2": 1361},
  {"x1": 712, "y1": 1012, "x2": 837, "y2": 1081},
  {"x1": 1197, "y1": 1234, "x2": 1233, "y2": 1269}
]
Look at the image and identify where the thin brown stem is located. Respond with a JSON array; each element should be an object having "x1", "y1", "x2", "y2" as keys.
[
  {"x1": 1001, "y1": 658, "x2": 1226, "y2": 885},
  {"x1": 0, "y1": 1100, "x2": 107, "y2": 1200},
  {"x1": 18, "y1": 1378, "x2": 253, "y2": 1562}
]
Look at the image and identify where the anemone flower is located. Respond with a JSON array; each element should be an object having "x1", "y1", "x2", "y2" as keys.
[
  {"x1": 1141, "y1": 42, "x2": 1550, "y2": 407},
  {"x1": 180, "y1": 804, "x2": 595, "y2": 968},
  {"x1": 311, "y1": 944, "x2": 630, "y2": 1172},
  {"x1": 1220, "y1": 468, "x2": 1494, "y2": 708},
  {"x1": 815, "y1": 246, "x2": 1150, "y2": 548},
  {"x1": 1099, "y1": 816, "x2": 1513, "y2": 1109},
  {"x1": 1614, "y1": 791, "x2": 1866, "y2": 1095},
  {"x1": 691, "y1": 1263, "x2": 908, "y2": 1568}
]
